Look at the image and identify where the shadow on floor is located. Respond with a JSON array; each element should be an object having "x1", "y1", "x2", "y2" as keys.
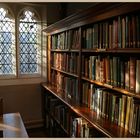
[{"x1": 27, "y1": 127, "x2": 48, "y2": 138}]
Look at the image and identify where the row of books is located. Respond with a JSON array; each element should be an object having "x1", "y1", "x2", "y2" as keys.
[
  {"x1": 45, "y1": 94, "x2": 69, "y2": 131},
  {"x1": 51, "y1": 70, "x2": 79, "y2": 102},
  {"x1": 51, "y1": 52, "x2": 79, "y2": 74},
  {"x1": 45, "y1": 114, "x2": 68, "y2": 137},
  {"x1": 82, "y1": 14, "x2": 140, "y2": 49},
  {"x1": 51, "y1": 14, "x2": 140, "y2": 50},
  {"x1": 45, "y1": 94, "x2": 94, "y2": 137},
  {"x1": 82, "y1": 55, "x2": 140, "y2": 94},
  {"x1": 70, "y1": 117, "x2": 93, "y2": 138},
  {"x1": 82, "y1": 82, "x2": 140, "y2": 136},
  {"x1": 51, "y1": 29, "x2": 80, "y2": 50}
]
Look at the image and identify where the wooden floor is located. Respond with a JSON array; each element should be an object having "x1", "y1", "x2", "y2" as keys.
[{"x1": 27, "y1": 127, "x2": 48, "y2": 138}]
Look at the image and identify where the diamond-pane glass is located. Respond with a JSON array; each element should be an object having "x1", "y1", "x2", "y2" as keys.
[
  {"x1": 19, "y1": 10, "x2": 39, "y2": 74},
  {"x1": 0, "y1": 8, "x2": 15, "y2": 75}
]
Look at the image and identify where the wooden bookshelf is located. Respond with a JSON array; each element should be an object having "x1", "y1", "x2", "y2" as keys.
[
  {"x1": 42, "y1": 83, "x2": 135, "y2": 137},
  {"x1": 43, "y1": 3, "x2": 140, "y2": 138}
]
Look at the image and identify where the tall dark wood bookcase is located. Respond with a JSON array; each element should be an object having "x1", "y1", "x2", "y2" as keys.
[{"x1": 42, "y1": 3, "x2": 140, "y2": 137}]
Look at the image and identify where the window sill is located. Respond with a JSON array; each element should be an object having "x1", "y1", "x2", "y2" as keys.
[
  {"x1": 19, "y1": 73, "x2": 41, "y2": 78},
  {"x1": 0, "y1": 77, "x2": 45, "y2": 86}
]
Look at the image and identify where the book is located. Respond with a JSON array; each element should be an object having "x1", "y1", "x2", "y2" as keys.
[
  {"x1": 125, "y1": 96, "x2": 132, "y2": 130},
  {"x1": 120, "y1": 95, "x2": 127, "y2": 128},
  {"x1": 129, "y1": 57, "x2": 136, "y2": 92},
  {"x1": 136, "y1": 60, "x2": 140, "y2": 94},
  {"x1": 125, "y1": 61, "x2": 130, "y2": 90}
]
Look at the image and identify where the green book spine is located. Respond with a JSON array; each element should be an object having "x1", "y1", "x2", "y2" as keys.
[{"x1": 118, "y1": 16, "x2": 122, "y2": 48}]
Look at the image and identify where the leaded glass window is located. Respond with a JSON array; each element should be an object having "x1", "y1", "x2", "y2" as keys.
[
  {"x1": 0, "y1": 7, "x2": 16, "y2": 75},
  {"x1": 19, "y1": 10, "x2": 41, "y2": 74}
]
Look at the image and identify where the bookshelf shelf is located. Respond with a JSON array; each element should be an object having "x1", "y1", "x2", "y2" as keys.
[
  {"x1": 51, "y1": 49, "x2": 79, "y2": 53},
  {"x1": 105, "y1": 48, "x2": 140, "y2": 54},
  {"x1": 51, "y1": 67, "x2": 79, "y2": 78},
  {"x1": 43, "y1": 3, "x2": 140, "y2": 138},
  {"x1": 43, "y1": 83, "x2": 80, "y2": 107},
  {"x1": 82, "y1": 77, "x2": 140, "y2": 99},
  {"x1": 82, "y1": 48, "x2": 140, "y2": 53}
]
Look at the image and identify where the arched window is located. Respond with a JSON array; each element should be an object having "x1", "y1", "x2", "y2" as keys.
[
  {"x1": 19, "y1": 9, "x2": 41, "y2": 75},
  {"x1": 0, "y1": 7, "x2": 16, "y2": 75}
]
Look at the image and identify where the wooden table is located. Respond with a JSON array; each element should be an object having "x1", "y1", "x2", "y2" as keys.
[{"x1": 0, "y1": 112, "x2": 28, "y2": 138}]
